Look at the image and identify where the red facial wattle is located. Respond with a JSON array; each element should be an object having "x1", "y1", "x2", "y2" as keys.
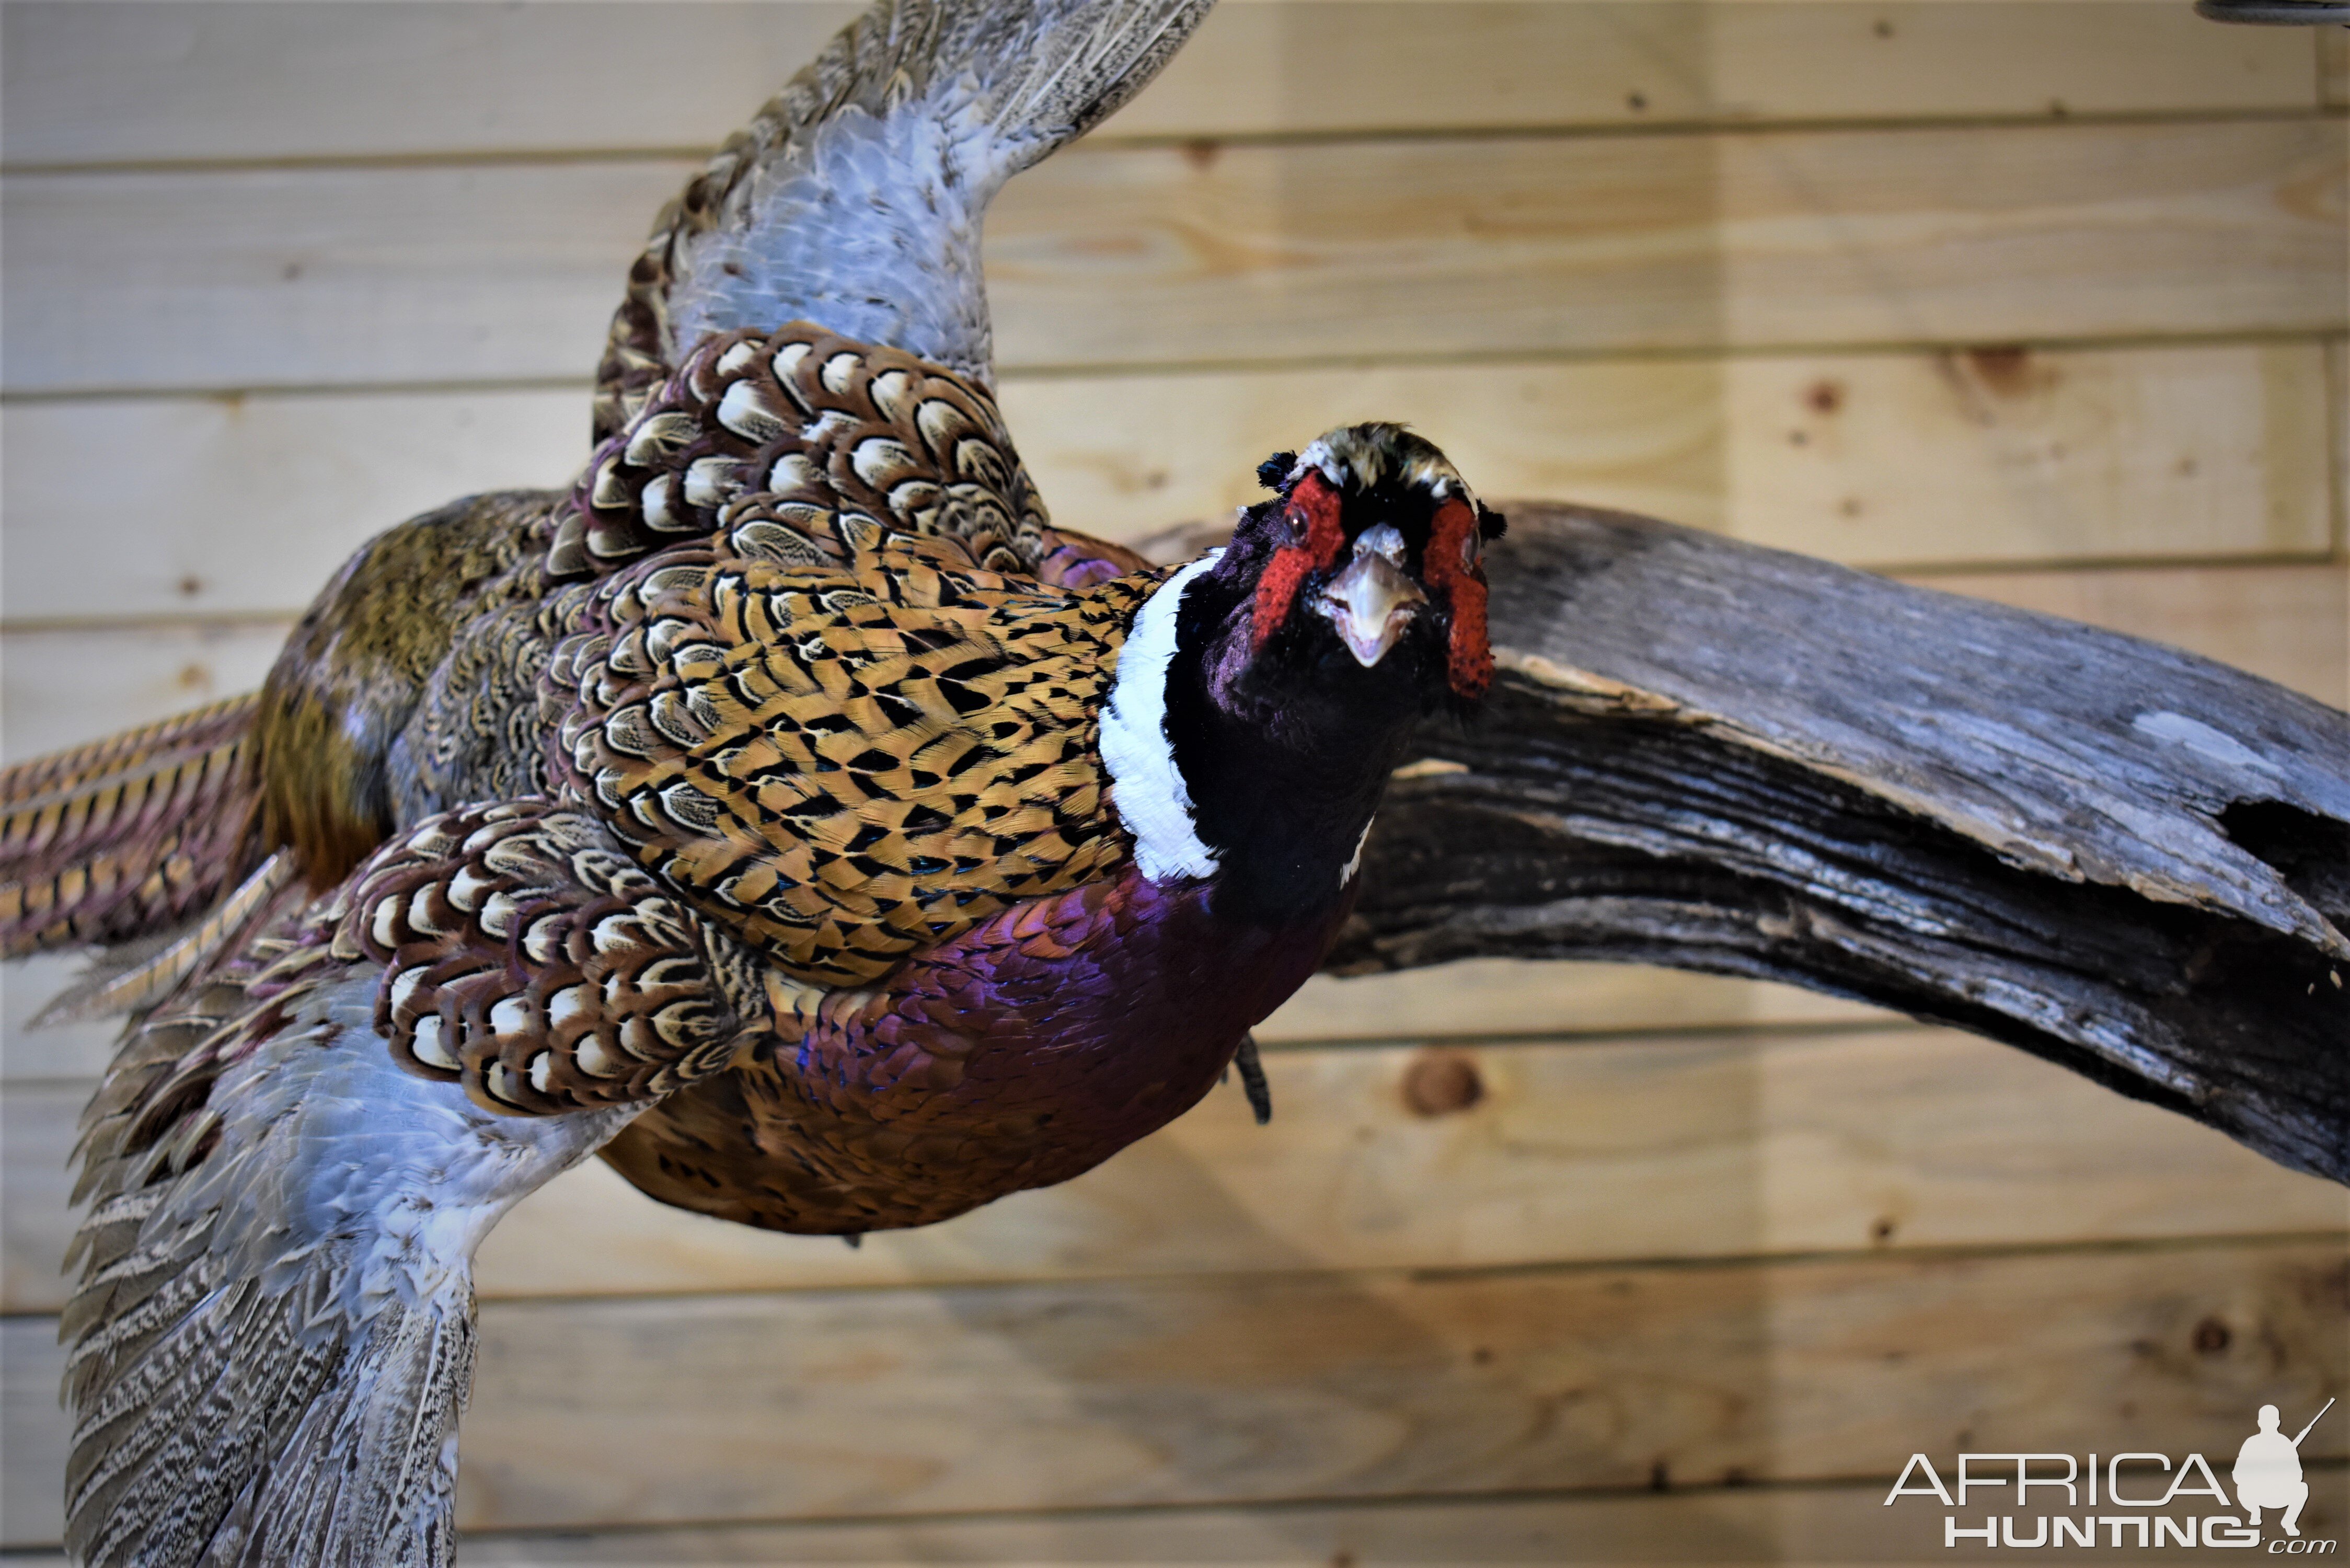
[
  {"x1": 1251, "y1": 469, "x2": 1346, "y2": 651},
  {"x1": 1425, "y1": 497, "x2": 1494, "y2": 699}
]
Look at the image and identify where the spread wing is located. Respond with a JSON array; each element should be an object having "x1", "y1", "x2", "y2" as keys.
[
  {"x1": 593, "y1": 0, "x2": 1217, "y2": 441},
  {"x1": 61, "y1": 802, "x2": 767, "y2": 1568}
]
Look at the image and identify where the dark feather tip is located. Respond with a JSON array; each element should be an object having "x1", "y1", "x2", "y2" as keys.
[
  {"x1": 1257, "y1": 452, "x2": 1297, "y2": 491},
  {"x1": 1234, "y1": 1034, "x2": 1273, "y2": 1126},
  {"x1": 1479, "y1": 505, "x2": 1508, "y2": 541}
]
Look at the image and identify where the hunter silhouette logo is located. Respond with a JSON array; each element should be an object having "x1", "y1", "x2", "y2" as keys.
[
  {"x1": 2238, "y1": 1400, "x2": 2333, "y2": 1539},
  {"x1": 1883, "y1": 1397, "x2": 2339, "y2": 1550}
]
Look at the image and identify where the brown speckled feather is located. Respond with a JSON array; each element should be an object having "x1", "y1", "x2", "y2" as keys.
[
  {"x1": 65, "y1": 882, "x2": 331, "y2": 1224},
  {"x1": 338, "y1": 800, "x2": 764, "y2": 1115},
  {"x1": 560, "y1": 323, "x2": 1053, "y2": 581},
  {"x1": 67, "y1": 804, "x2": 762, "y2": 1232},
  {"x1": 255, "y1": 491, "x2": 546, "y2": 888},
  {"x1": 0, "y1": 323, "x2": 1135, "y2": 1005}
]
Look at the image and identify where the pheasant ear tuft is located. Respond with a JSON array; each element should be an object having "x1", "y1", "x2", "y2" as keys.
[
  {"x1": 1478, "y1": 505, "x2": 1508, "y2": 541},
  {"x1": 1257, "y1": 452, "x2": 1296, "y2": 491}
]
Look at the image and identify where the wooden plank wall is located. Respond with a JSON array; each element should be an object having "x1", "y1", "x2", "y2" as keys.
[{"x1": 3, "y1": 2, "x2": 2345, "y2": 1561}]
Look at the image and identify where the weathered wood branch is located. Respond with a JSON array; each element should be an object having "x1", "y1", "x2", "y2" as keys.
[{"x1": 1319, "y1": 504, "x2": 2348, "y2": 1183}]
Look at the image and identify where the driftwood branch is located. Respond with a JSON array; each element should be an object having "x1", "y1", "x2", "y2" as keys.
[{"x1": 1319, "y1": 504, "x2": 2349, "y2": 1183}]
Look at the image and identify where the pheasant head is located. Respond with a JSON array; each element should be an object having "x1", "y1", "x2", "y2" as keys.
[
  {"x1": 1108, "y1": 423, "x2": 1505, "y2": 926},
  {"x1": 1232, "y1": 423, "x2": 1502, "y2": 706}
]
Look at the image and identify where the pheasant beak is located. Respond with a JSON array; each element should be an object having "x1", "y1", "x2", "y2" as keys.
[{"x1": 1312, "y1": 535, "x2": 1427, "y2": 668}]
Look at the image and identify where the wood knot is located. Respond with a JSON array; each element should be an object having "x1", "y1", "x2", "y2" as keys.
[
  {"x1": 1963, "y1": 344, "x2": 2040, "y2": 398},
  {"x1": 1402, "y1": 1049, "x2": 1484, "y2": 1116},
  {"x1": 2192, "y1": 1317, "x2": 2232, "y2": 1355}
]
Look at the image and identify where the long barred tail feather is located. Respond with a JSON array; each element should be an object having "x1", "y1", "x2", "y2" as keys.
[
  {"x1": 33, "y1": 852, "x2": 299, "y2": 1027},
  {"x1": 1, "y1": 694, "x2": 267, "y2": 961}
]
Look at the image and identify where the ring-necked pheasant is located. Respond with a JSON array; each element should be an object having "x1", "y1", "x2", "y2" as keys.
[{"x1": 2, "y1": 3, "x2": 1505, "y2": 1560}]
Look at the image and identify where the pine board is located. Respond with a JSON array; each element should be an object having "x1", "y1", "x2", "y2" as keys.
[
  {"x1": 0, "y1": 158, "x2": 666, "y2": 396},
  {"x1": 364, "y1": 1470, "x2": 2350, "y2": 1565},
  {"x1": 0, "y1": 3, "x2": 2320, "y2": 170},
  {"x1": 1715, "y1": 342, "x2": 2337, "y2": 572},
  {"x1": 0, "y1": 2, "x2": 858, "y2": 169},
  {"x1": 6, "y1": 120, "x2": 2342, "y2": 396},
  {"x1": 0, "y1": 387, "x2": 586, "y2": 625},
  {"x1": 6, "y1": 1236, "x2": 2341, "y2": 1543},
  {"x1": 7, "y1": 341, "x2": 2330, "y2": 626},
  {"x1": 2331, "y1": 338, "x2": 2347, "y2": 550},
  {"x1": 2, "y1": 1474, "x2": 2344, "y2": 1566},
  {"x1": 9, "y1": 1026, "x2": 2341, "y2": 1315},
  {"x1": 981, "y1": 116, "x2": 2345, "y2": 375},
  {"x1": 1006, "y1": 340, "x2": 2339, "y2": 574},
  {"x1": 0, "y1": 618, "x2": 290, "y2": 767}
]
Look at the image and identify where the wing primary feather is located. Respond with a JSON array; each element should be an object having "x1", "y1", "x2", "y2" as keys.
[
  {"x1": 595, "y1": 0, "x2": 1217, "y2": 439},
  {"x1": 59, "y1": 804, "x2": 768, "y2": 1566}
]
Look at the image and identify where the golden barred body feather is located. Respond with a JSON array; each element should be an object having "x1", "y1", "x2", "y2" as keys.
[{"x1": 556, "y1": 489, "x2": 1157, "y2": 986}]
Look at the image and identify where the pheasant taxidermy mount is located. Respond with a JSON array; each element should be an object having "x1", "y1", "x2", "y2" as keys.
[
  {"x1": 15, "y1": 0, "x2": 2350, "y2": 1558},
  {"x1": 0, "y1": 1, "x2": 1510, "y2": 1560}
]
